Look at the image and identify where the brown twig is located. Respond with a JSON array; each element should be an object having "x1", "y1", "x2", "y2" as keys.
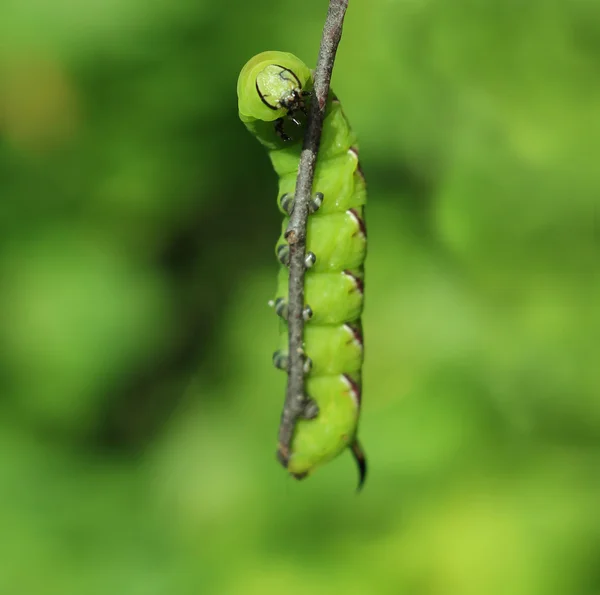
[{"x1": 277, "y1": 0, "x2": 349, "y2": 467}]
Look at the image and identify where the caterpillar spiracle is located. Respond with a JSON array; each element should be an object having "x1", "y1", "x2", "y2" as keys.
[{"x1": 237, "y1": 51, "x2": 367, "y2": 489}]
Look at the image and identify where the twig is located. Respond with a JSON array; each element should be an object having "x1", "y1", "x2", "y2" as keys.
[{"x1": 277, "y1": 0, "x2": 349, "y2": 467}]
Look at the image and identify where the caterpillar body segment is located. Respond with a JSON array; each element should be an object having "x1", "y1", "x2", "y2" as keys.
[{"x1": 237, "y1": 51, "x2": 367, "y2": 489}]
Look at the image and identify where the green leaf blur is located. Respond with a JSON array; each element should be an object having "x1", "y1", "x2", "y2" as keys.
[{"x1": 0, "y1": 1, "x2": 598, "y2": 594}]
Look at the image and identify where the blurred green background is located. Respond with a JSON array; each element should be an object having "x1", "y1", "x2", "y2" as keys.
[{"x1": 1, "y1": 0, "x2": 599, "y2": 593}]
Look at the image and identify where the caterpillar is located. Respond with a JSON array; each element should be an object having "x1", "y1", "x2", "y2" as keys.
[{"x1": 237, "y1": 51, "x2": 367, "y2": 489}]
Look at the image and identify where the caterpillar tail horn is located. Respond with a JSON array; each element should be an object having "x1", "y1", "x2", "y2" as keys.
[{"x1": 350, "y1": 438, "x2": 367, "y2": 492}]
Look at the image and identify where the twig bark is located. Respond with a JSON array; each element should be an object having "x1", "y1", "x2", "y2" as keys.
[{"x1": 277, "y1": 0, "x2": 349, "y2": 467}]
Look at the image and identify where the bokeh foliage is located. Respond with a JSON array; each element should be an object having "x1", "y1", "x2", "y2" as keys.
[{"x1": 1, "y1": 0, "x2": 599, "y2": 593}]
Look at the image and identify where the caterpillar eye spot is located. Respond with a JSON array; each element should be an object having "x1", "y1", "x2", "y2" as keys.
[{"x1": 302, "y1": 305, "x2": 313, "y2": 321}]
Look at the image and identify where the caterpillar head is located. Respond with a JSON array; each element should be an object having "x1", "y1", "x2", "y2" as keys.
[{"x1": 237, "y1": 51, "x2": 312, "y2": 124}]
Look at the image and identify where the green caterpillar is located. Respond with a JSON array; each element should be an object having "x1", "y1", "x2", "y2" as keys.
[{"x1": 237, "y1": 51, "x2": 367, "y2": 488}]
